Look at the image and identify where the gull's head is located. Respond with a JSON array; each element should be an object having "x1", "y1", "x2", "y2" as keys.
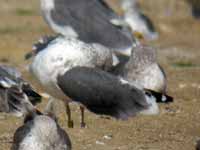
[{"x1": 133, "y1": 31, "x2": 145, "y2": 41}]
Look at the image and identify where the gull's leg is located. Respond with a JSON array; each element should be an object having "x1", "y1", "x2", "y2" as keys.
[
  {"x1": 4, "y1": 89, "x2": 9, "y2": 113},
  {"x1": 80, "y1": 105, "x2": 86, "y2": 128},
  {"x1": 65, "y1": 102, "x2": 74, "y2": 128}
]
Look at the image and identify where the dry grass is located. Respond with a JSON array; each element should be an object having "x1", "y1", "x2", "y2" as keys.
[{"x1": 0, "y1": 0, "x2": 200, "y2": 150}]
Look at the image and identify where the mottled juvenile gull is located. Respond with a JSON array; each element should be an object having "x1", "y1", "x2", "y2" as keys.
[
  {"x1": 11, "y1": 100, "x2": 72, "y2": 150},
  {"x1": 111, "y1": 44, "x2": 167, "y2": 94}
]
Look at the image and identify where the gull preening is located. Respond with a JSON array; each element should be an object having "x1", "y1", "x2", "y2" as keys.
[{"x1": 26, "y1": 36, "x2": 173, "y2": 127}]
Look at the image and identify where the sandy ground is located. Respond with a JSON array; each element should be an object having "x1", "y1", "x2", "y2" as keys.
[{"x1": 0, "y1": 0, "x2": 200, "y2": 150}]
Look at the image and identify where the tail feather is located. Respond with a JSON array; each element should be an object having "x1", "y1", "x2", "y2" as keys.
[{"x1": 144, "y1": 89, "x2": 173, "y2": 103}]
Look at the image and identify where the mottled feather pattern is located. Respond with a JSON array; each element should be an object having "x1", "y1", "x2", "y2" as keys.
[{"x1": 12, "y1": 102, "x2": 72, "y2": 150}]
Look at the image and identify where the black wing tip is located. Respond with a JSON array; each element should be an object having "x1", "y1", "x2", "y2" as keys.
[
  {"x1": 145, "y1": 89, "x2": 174, "y2": 103},
  {"x1": 25, "y1": 91, "x2": 42, "y2": 105},
  {"x1": 22, "y1": 84, "x2": 42, "y2": 105},
  {"x1": 163, "y1": 95, "x2": 173, "y2": 103}
]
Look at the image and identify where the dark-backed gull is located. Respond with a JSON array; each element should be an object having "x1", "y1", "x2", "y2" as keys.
[
  {"x1": 26, "y1": 36, "x2": 173, "y2": 127},
  {"x1": 39, "y1": 0, "x2": 135, "y2": 55},
  {"x1": 0, "y1": 65, "x2": 41, "y2": 116}
]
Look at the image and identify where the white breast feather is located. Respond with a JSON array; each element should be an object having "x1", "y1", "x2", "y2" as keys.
[{"x1": 30, "y1": 38, "x2": 111, "y2": 99}]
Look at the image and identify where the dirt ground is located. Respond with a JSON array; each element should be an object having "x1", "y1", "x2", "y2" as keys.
[{"x1": 0, "y1": 0, "x2": 200, "y2": 150}]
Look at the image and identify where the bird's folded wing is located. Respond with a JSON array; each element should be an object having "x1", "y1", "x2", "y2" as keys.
[
  {"x1": 57, "y1": 66, "x2": 149, "y2": 120},
  {"x1": 50, "y1": 0, "x2": 134, "y2": 50}
]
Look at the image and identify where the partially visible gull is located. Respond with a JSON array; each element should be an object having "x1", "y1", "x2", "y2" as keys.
[
  {"x1": 11, "y1": 99, "x2": 72, "y2": 150},
  {"x1": 26, "y1": 35, "x2": 113, "y2": 127},
  {"x1": 119, "y1": 0, "x2": 158, "y2": 40},
  {"x1": 196, "y1": 140, "x2": 200, "y2": 150},
  {"x1": 26, "y1": 36, "x2": 173, "y2": 127},
  {"x1": 186, "y1": 0, "x2": 200, "y2": 18},
  {"x1": 39, "y1": 0, "x2": 135, "y2": 56},
  {"x1": 111, "y1": 44, "x2": 167, "y2": 93},
  {"x1": 0, "y1": 65, "x2": 41, "y2": 116}
]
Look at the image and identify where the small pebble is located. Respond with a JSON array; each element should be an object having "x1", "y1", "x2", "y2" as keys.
[
  {"x1": 95, "y1": 140, "x2": 105, "y2": 145},
  {"x1": 179, "y1": 83, "x2": 186, "y2": 89},
  {"x1": 40, "y1": 92, "x2": 51, "y2": 99},
  {"x1": 103, "y1": 134, "x2": 113, "y2": 140}
]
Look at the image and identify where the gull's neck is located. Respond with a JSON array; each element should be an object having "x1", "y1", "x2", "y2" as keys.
[{"x1": 40, "y1": 0, "x2": 55, "y2": 11}]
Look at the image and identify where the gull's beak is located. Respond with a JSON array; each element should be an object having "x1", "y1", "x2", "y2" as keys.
[{"x1": 133, "y1": 31, "x2": 145, "y2": 40}]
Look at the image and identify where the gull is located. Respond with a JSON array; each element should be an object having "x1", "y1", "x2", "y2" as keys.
[
  {"x1": 111, "y1": 44, "x2": 167, "y2": 93},
  {"x1": 186, "y1": 0, "x2": 200, "y2": 18},
  {"x1": 26, "y1": 36, "x2": 173, "y2": 127},
  {"x1": 0, "y1": 65, "x2": 41, "y2": 116},
  {"x1": 39, "y1": 0, "x2": 135, "y2": 56},
  {"x1": 119, "y1": 0, "x2": 158, "y2": 40},
  {"x1": 196, "y1": 140, "x2": 200, "y2": 150},
  {"x1": 11, "y1": 100, "x2": 72, "y2": 150}
]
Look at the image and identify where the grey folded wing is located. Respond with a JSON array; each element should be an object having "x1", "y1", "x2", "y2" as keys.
[
  {"x1": 57, "y1": 66, "x2": 149, "y2": 120},
  {"x1": 50, "y1": 0, "x2": 134, "y2": 50}
]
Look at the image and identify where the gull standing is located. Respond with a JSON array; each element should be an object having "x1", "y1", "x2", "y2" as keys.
[{"x1": 26, "y1": 36, "x2": 173, "y2": 127}]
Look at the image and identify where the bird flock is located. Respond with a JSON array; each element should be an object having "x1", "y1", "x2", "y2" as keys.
[{"x1": 0, "y1": 0, "x2": 178, "y2": 150}]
